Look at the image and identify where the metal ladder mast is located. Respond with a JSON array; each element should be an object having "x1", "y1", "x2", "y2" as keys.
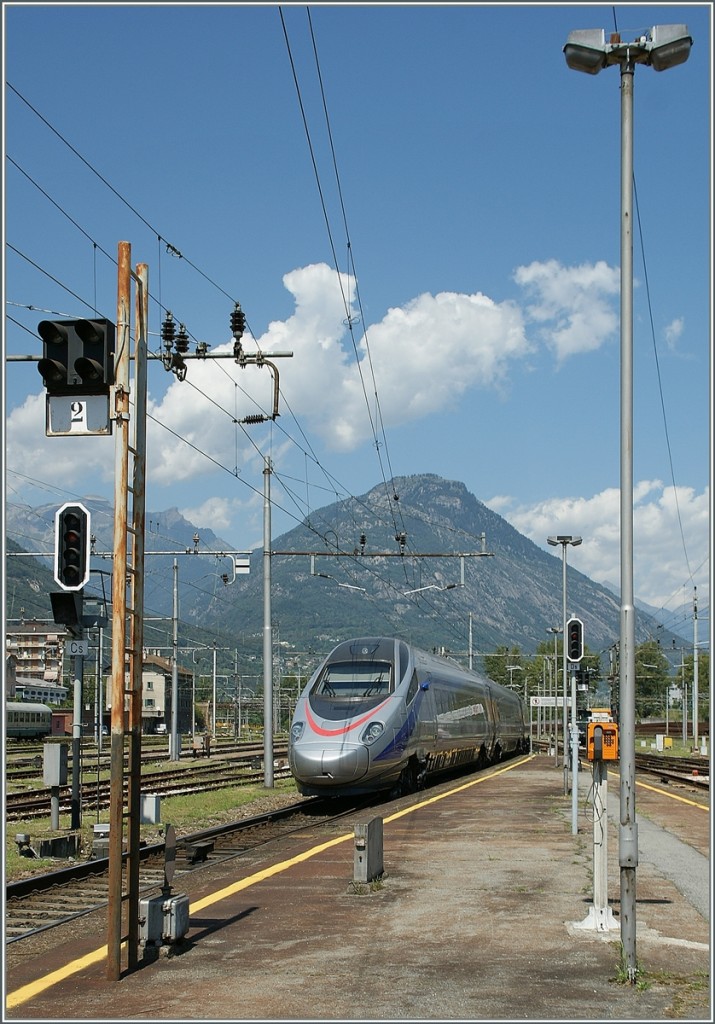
[{"x1": 107, "y1": 244, "x2": 148, "y2": 980}]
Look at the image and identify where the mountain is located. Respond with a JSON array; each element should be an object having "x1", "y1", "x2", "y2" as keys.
[
  {"x1": 6, "y1": 536, "x2": 57, "y2": 622},
  {"x1": 208, "y1": 473, "x2": 682, "y2": 659},
  {"x1": 5, "y1": 498, "x2": 239, "y2": 656},
  {"x1": 601, "y1": 578, "x2": 689, "y2": 640},
  {"x1": 5, "y1": 475, "x2": 683, "y2": 673}
]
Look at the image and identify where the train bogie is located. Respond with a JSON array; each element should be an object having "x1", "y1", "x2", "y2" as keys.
[{"x1": 288, "y1": 637, "x2": 527, "y2": 798}]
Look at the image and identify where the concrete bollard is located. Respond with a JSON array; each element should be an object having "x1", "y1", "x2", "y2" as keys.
[{"x1": 354, "y1": 816, "x2": 384, "y2": 883}]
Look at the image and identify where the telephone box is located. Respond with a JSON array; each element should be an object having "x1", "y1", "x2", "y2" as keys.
[{"x1": 587, "y1": 721, "x2": 619, "y2": 761}]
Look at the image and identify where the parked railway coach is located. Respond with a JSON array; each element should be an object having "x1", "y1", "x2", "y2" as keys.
[
  {"x1": 288, "y1": 636, "x2": 528, "y2": 797},
  {"x1": 6, "y1": 701, "x2": 53, "y2": 740}
]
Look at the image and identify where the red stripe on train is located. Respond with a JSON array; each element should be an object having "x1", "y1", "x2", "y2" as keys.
[{"x1": 305, "y1": 698, "x2": 390, "y2": 737}]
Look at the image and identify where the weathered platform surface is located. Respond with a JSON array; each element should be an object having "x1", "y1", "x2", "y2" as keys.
[{"x1": 5, "y1": 756, "x2": 710, "y2": 1021}]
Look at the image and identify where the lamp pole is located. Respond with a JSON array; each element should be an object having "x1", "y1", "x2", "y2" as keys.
[
  {"x1": 563, "y1": 22, "x2": 692, "y2": 982},
  {"x1": 547, "y1": 535, "x2": 581, "y2": 793}
]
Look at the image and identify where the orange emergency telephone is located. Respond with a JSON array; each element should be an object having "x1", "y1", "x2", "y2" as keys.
[{"x1": 587, "y1": 721, "x2": 619, "y2": 761}]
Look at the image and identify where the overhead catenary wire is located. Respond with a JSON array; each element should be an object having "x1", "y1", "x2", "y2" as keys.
[
  {"x1": 607, "y1": 6, "x2": 704, "y2": 631},
  {"x1": 7, "y1": 101, "x2": 414, "y2": 582},
  {"x1": 9, "y1": 67, "x2": 468, "y2": 616},
  {"x1": 279, "y1": 7, "x2": 412, "y2": 575},
  {"x1": 633, "y1": 179, "x2": 694, "y2": 585},
  {"x1": 303, "y1": 7, "x2": 409, "y2": 545},
  {"x1": 7, "y1": 84, "x2": 238, "y2": 307},
  {"x1": 6, "y1": 32, "x2": 701, "y2": 658}
]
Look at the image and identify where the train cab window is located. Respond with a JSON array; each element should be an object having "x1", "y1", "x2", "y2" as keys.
[
  {"x1": 406, "y1": 671, "x2": 420, "y2": 705},
  {"x1": 312, "y1": 660, "x2": 393, "y2": 699},
  {"x1": 397, "y1": 641, "x2": 410, "y2": 684}
]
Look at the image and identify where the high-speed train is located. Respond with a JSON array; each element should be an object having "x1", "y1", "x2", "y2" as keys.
[{"x1": 288, "y1": 637, "x2": 528, "y2": 798}]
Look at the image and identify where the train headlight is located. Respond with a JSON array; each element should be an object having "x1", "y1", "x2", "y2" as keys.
[
  {"x1": 361, "y1": 721, "x2": 384, "y2": 746},
  {"x1": 290, "y1": 722, "x2": 305, "y2": 743}
]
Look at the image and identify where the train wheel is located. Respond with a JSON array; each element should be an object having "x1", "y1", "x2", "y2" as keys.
[{"x1": 391, "y1": 758, "x2": 420, "y2": 798}]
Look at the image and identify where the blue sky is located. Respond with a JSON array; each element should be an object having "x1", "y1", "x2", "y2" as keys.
[{"x1": 3, "y1": 3, "x2": 711, "y2": 635}]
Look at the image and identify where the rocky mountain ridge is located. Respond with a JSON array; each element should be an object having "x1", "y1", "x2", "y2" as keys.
[{"x1": 5, "y1": 474, "x2": 684, "y2": 669}]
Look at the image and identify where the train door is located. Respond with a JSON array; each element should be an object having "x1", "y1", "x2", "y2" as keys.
[
  {"x1": 486, "y1": 687, "x2": 500, "y2": 761},
  {"x1": 410, "y1": 669, "x2": 436, "y2": 747}
]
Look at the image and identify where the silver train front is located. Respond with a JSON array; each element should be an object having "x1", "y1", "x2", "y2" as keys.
[{"x1": 288, "y1": 636, "x2": 527, "y2": 798}]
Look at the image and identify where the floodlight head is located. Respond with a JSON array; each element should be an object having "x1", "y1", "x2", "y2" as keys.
[
  {"x1": 648, "y1": 24, "x2": 692, "y2": 71},
  {"x1": 548, "y1": 535, "x2": 582, "y2": 547},
  {"x1": 563, "y1": 29, "x2": 607, "y2": 73},
  {"x1": 564, "y1": 24, "x2": 692, "y2": 74}
]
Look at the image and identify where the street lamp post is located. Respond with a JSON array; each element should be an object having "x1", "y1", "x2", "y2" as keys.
[
  {"x1": 563, "y1": 22, "x2": 692, "y2": 982},
  {"x1": 547, "y1": 535, "x2": 582, "y2": 794}
]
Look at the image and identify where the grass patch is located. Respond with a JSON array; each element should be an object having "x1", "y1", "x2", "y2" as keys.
[
  {"x1": 156, "y1": 778, "x2": 299, "y2": 833},
  {"x1": 5, "y1": 778, "x2": 300, "y2": 882},
  {"x1": 349, "y1": 875, "x2": 385, "y2": 895}
]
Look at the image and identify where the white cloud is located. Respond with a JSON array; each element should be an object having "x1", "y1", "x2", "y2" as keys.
[
  {"x1": 142, "y1": 263, "x2": 534, "y2": 475},
  {"x1": 4, "y1": 392, "x2": 114, "y2": 493},
  {"x1": 5, "y1": 260, "x2": 618, "y2": 499},
  {"x1": 514, "y1": 258, "x2": 619, "y2": 362},
  {"x1": 664, "y1": 317, "x2": 684, "y2": 350},
  {"x1": 179, "y1": 496, "x2": 243, "y2": 537},
  {"x1": 480, "y1": 494, "x2": 514, "y2": 514},
  {"x1": 7, "y1": 258, "x2": 696, "y2": 610},
  {"x1": 488, "y1": 482, "x2": 710, "y2": 611},
  {"x1": 349, "y1": 289, "x2": 531, "y2": 437}
]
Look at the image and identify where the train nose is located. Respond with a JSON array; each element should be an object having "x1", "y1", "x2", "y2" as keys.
[{"x1": 290, "y1": 743, "x2": 369, "y2": 787}]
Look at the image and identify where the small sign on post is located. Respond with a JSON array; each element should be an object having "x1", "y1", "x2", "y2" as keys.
[
  {"x1": 67, "y1": 638, "x2": 89, "y2": 657},
  {"x1": 46, "y1": 395, "x2": 112, "y2": 436}
]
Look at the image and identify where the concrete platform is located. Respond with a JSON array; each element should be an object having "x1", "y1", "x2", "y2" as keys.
[{"x1": 5, "y1": 755, "x2": 711, "y2": 1020}]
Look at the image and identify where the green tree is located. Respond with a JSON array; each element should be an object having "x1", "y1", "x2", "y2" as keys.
[
  {"x1": 483, "y1": 646, "x2": 524, "y2": 689},
  {"x1": 634, "y1": 640, "x2": 671, "y2": 718},
  {"x1": 529, "y1": 639, "x2": 602, "y2": 704},
  {"x1": 682, "y1": 651, "x2": 710, "y2": 693},
  {"x1": 682, "y1": 651, "x2": 710, "y2": 723}
]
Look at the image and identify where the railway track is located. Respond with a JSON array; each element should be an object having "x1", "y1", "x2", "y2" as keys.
[
  {"x1": 4, "y1": 755, "x2": 511, "y2": 944},
  {"x1": 6, "y1": 758, "x2": 293, "y2": 820},
  {"x1": 5, "y1": 739, "x2": 285, "y2": 783},
  {"x1": 5, "y1": 796, "x2": 366, "y2": 944},
  {"x1": 533, "y1": 740, "x2": 709, "y2": 787},
  {"x1": 633, "y1": 752, "x2": 709, "y2": 788},
  {"x1": 5, "y1": 748, "x2": 707, "y2": 946},
  {"x1": 5, "y1": 745, "x2": 288, "y2": 815}
]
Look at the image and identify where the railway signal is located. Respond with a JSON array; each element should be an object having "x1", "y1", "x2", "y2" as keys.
[
  {"x1": 54, "y1": 502, "x2": 91, "y2": 591},
  {"x1": 567, "y1": 616, "x2": 584, "y2": 662},
  {"x1": 37, "y1": 318, "x2": 115, "y2": 396}
]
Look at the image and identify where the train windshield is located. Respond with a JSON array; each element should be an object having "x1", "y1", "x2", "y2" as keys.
[{"x1": 311, "y1": 660, "x2": 392, "y2": 699}]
